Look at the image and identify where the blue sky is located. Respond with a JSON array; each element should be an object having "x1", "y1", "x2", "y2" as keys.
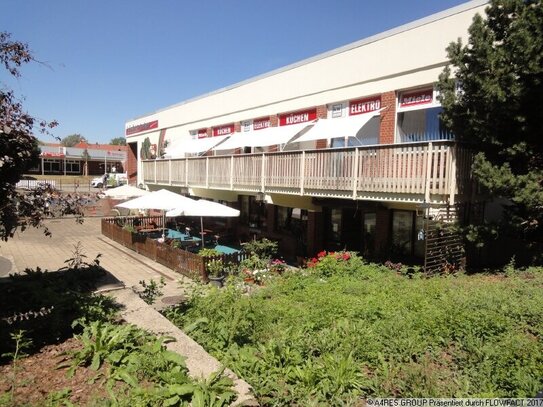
[{"x1": 1, "y1": 0, "x2": 470, "y2": 144}]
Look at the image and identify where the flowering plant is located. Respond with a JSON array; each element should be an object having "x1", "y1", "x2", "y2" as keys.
[
  {"x1": 269, "y1": 258, "x2": 287, "y2": 274},
  {"x1": 306, "y1": 250, "x2": 351, "y2": 268},
  {"x1": 305, "y1": 250, "x2": 362, "y2": 277}
]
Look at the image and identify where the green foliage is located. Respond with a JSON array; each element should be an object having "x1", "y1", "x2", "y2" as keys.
[
  {"x1": 242, "y1": 238, "x2": 278, "y2": 260},
  {"x1": 198, "y1": 247, "x2": 220, "y2": 257},
  {"x1": 110, "y1": 137, "x2": 127, "y2": 146},
  {"x1": 60, "y1": 133, "x2": 85, "y2": 147},
  {"x1": 437, "y1": 0, "x2": 543, "y2": 257},
  {"x1": 138, "y1": 277, "x2": 166, "y2": 305},
  {"x1": 1, "y1": 330, "x2": 33, "y2": 404},
  {"x1": 1, "y1": 33, "x2": 92, "y2": 241},
  {"x1": 165, "y1": 262, "x2": 543, "y2": 403},
  {"x1": 61, "y1": 319, "x2": 237, "y2": 406},
  {"x1": 0, "y1": 260, "x2": 116, "y2": 360}
]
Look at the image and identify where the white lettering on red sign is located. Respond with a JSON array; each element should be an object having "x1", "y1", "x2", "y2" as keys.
[
  {"x1": 349, "y1": 97, "x2": 381, "y2": 116},
  {"x1": 212, "y1": 124, "x2": 234, "y2": 137},
  {"x1": 253, "y1": 119, "x2": 270, "y2": 130},
  {"x1": 279, "y1": 109, "x2": 316, "y2": 126},
  {"x1": 286, "y1": 113, "x2": 308, "y2": 124},
  {"x1": 400, "y1": 89, "x2": 433, "y2": 107}
]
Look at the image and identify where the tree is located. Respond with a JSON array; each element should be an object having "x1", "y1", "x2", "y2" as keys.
[
  {"x1": 0, "y1": 32, "x2": 87, "y2": 241},
  {"x1": 437, "y1": 0, "x2": 543, "y2": 260},
  {"x1": 109, "y1": 137, "x2": 126, "y2": 146},
  {"x1": 61, "y1": 133, "x2": 86, "y2": 147}
]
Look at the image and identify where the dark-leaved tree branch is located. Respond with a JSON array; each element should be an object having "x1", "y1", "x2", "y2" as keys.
[{"x1": 0, "y1": 32, "x2": 92, "y2": 242}]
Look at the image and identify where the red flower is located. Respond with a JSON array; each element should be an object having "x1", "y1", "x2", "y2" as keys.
[{"x1": 317, "y1": 251, "x2": 327, "y2": 258}]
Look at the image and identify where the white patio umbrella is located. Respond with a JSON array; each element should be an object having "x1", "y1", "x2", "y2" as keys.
[
  {"x1": 166, "y1": 199, "x2": 240, "y2": 248},
  {"x1": 104, "y1": 184, "x2": 150, "y2": 199},
  {"x1": 116, "y1": 189, "x2": 197, "y2": 238}
]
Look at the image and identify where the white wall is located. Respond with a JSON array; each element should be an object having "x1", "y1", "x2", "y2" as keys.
[{"x1": 127, "y1": 1, "x2": 487, "y2": 178}]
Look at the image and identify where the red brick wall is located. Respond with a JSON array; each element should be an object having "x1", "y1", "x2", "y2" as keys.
[
  {"x1": 266, "y1": 115, "x2": 279, "y2": 152},
  {"x1": 379, "y1": 91, "x2": 396, "y2": 144},
  {"x1": 315, "y1": 105, "x2": 328, "y2": 149},
  {"x1": 127, "y1": 142, "x2": 138, "y2": 184},
  {"x1": 316, "y1": 105, "x2": 327, "y2": 119}
]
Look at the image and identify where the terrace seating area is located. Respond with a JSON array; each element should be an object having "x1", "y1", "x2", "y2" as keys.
[{"x1": 102, "y1": 216, "x2": 246, "y2": 281}]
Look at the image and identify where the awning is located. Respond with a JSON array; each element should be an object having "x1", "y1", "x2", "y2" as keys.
[
  {"x1": 168, "y1": 134, "x2": 231, "y2": 155},
  {"x1": 164, "y1": 127, "x2": 191, "y2": 158},
  {"x1": 290, "y1": 110, "x2": 381, "y2": 144},
  {"x1": 214, "y1": 122, "x2": 314, "y2": 150}
]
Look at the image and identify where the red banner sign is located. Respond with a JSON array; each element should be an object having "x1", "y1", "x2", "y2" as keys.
[
  {"x1": 253, "y1": 117, "x2": 270, "y2": 131},
  {"x1": 212, "y1": 124, "x2": 234, "y2": 137},
  {"x1": 349, "y1": 96, "x2": 381, "y2": 116},
  {"x1": 40, "y1": 152, "x2": 65, "y2": 158},
  {"x1": 279, "y1": 109, "x2": 317, "y2": 126},
  {"x1": 399, "y1": 89, "x2": 433, "y2": 108},
  {"x1": 197, "y1": 129, "x2": 208, "y2": 139},
  {"x1": 125, "y1": 120, "x2": 158, "y2": 136}
]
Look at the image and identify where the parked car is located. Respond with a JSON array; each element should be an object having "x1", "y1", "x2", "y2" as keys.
[{"x1": 91, "y1": 173, "x2": 127, "y2": 188}]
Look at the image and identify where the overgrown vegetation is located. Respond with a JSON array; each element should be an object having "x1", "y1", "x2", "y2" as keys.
[
  {"x1": 0, "y1": 250, "x2": 236, "y2": 405},
  {"x1": 165, "y1": 252, "x2": 543, "y2": 405}
]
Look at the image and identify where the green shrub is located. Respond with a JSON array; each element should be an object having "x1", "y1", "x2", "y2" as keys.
[{"x1": 165, "y1": 264, "x2": 543, "y2": 403}]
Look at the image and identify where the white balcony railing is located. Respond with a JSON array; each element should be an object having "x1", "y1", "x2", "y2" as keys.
[{"x1": 142, "y1": 141, "x2": 473, "y2": 204}]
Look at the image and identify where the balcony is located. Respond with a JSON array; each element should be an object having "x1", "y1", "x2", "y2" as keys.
[{"x1": 142, "y1": 141, "x2": 473, "y2": 205}]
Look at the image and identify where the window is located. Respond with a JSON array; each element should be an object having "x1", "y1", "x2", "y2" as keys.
[
  {"x1": 397, "y1": 107, "x2": 451, "y2": 142},
  {"x1": 324, "y1": 208, "x2": 343, "y2": 250},
  {"x1": 362, "y1": 212, "x2": 376, "y2": 257},
  {"x1": 65, "y1": 160, "x2": 80, "y2": 174},
  {"x1": 43, "y1": 159, "x2": 62, "y2": 173},
  {"x1": 239, "y1": 195, "x2": 267, "y2": 229},
  {"x1": 392, "y1": 210, "x2": 414, "y2": 256},
  {"x1": 275, "y1": 206, "x2": 308, "y2": 234}
]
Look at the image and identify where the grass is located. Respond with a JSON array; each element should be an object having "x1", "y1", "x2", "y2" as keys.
[{"x1": 165, "y1": 261, "x2": 543, "y2": 405}]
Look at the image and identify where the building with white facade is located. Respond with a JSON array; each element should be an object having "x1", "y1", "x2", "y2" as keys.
[{"x1": 124, "y1": 1, "x2": 488, "y2": 266}]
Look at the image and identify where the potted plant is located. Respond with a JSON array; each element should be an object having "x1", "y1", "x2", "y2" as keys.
[
  {"x1": 206, "y1": 258, "x2": 225, "y2": 288},
  {"x1": 199, "y1": 248, "x2": 225, "y2": 287}
]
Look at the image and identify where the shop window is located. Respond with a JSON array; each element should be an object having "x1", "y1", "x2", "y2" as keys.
[
  {"x1": 44, "y1": 159, "x2": 62, "y2": 173},
  {"x1": 414, "y1": 215, "x2": 425, "y2": 258},
  {"x1": 362, "y1": 212, "x2": 376, "y2": 257},
  {"x1": 239, "y1": 195, "x2": 267, "y2": 229},
  {"x1": 275, "y1": 207, "x2": 308, "y2": 234},
  {"x1": 65, "y1": 160, "x2": 81, "y2": 174},
  {"x1": 392, "y1": 210, "x2": 414, "y2": 256},
  {"x1": 324, "y1": 208, "x2": 343, "y2": 250},
  {"x1": 396, "y1": 107, "x2": 452, "y2": 142}
]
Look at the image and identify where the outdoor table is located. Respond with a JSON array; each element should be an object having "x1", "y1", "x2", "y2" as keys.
[
  {"x1": 214, "y1": 245, "x2": 240, "y2": 255},
  {"x1": 167, "y1": 229, "x2": 201, "y2": 242}
]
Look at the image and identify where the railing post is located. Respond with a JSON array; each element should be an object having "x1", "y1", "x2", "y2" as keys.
[
  {"x1": 425, "y1": 142, "x2": 433, "y2": 202},
  {"x1": 230, "y1": 155, "x2": 234, "y2": 190},
  {"x1": 300, "y1": 150, "x2": 305, "y2": 195},
  {"x1": 352, "y1": 148, "x2": 359, "y2": 199},
  {"x1": 206, "y1": 157, "x2": 209, "y2": 189},
  {"x1": 185, "y1": 159, "x2": 189, "y2": 186},
  {"x1": 448, "y1": 144, "x2": 457, "y2": 206},
  {"x1": 261, "y1": 153, "x2": 266, "y2": 192},
  {"x1": 169, "y1": 159, "x2": 172, "y2": 185},
  {"x1": 154, "y1": 160, "x2": 157, "y2": 184}
]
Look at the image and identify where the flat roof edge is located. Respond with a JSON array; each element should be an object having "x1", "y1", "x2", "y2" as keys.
[{"x1": 127, "y1": 0, "x2": 488, "y2": 124}]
